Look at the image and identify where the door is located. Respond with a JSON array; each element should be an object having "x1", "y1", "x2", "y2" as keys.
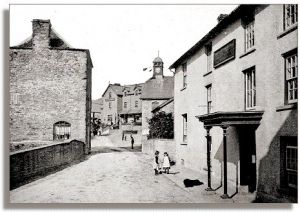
[{"x1": 238, "y1": 126, "x2": 257, "y2": 192}]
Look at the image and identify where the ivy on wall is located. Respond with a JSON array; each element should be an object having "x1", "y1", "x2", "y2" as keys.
[{"x1": 148, "y1": 111, "x2": 174, "y2": 139}]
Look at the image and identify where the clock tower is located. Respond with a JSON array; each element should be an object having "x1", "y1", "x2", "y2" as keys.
[{"x1": 153, "y1": 55, "x2": 163, "y2": 78}]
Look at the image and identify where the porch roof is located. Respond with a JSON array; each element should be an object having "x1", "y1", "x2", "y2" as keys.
[
  {"x1": 120, "y1": 109, "x2": 142, "y2": 115},
  {"x1": 196, "y1": 111, "x2": 264, "y2": 127}
]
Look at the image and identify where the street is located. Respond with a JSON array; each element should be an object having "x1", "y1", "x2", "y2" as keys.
[{"x1": 10, "y1": 134, "x2": 194, "y2": 203}]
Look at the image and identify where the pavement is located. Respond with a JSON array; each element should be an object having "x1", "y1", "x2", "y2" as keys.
[{"x1": 10, "y1": 131, "x2": 256, "y2": 203}]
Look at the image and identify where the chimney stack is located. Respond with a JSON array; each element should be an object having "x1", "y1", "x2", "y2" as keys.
[
  {"x1": 217, "y1": 14, "x2": 228, "y2": 23},
  {"x1": 32, "y1": 19, "x2": 51, "y2": 49}
]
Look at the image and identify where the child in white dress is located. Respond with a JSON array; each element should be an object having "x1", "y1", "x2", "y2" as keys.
[{"x1": 162, "y1": 152, "x2": 171, "y2": 174}]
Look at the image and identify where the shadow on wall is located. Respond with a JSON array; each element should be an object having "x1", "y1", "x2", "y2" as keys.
[{"x1": 256, "y1": 109, "x2": 297, "y2": 203}]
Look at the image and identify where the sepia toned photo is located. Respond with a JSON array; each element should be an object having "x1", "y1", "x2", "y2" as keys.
[{"x1": 8, "y1": 4, "x2": 298, "y2": 204}]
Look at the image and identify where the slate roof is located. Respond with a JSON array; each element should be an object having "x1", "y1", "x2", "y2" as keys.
[
  {"x1": 102, "y1": 83, "x2": 125, "y2": 97},
  {"x1": 120, "y1": 109, "x2": 142, "y2": 115},
  {"x1": 169, "y1": 5, "x2": 258, "y2": 69},
  {"x1": 152, "y1": 97, "x2": 174, "y2": 113},
  {"x1": 123, "y1": 83, "x2": 143, "y2": 94},
  {"x1": 140, "y1": 76, "x2": 174, "y2": 100}
]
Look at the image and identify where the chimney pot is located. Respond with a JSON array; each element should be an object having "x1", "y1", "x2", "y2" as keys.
[{"x1": 217, "y1": 14, "x2": 228, "y2": 23}]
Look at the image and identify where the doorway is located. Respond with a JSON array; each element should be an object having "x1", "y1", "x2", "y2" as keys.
[{"x1": 238, "y1": 126, "x2": 257, "y2": 192}]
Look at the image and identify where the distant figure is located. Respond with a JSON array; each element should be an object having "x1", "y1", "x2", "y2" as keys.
[
  {"x1": 130, "y1": 134, "x2": 134, "y2": 149},
  {"x1": 153, "y1": 151, "x2": 160, "y2": 175},
  {"x1": 162, "y1": 152, "x2": 171, "y2": 174}
]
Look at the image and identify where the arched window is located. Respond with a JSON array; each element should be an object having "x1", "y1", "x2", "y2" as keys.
[{"x1": 53, "y1": 121, "x2": 71, "y2": 140}]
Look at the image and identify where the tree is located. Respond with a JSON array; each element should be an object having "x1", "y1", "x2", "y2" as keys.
[{"x1": 148, "y1": 111, "x2": 174, "y2": 139}]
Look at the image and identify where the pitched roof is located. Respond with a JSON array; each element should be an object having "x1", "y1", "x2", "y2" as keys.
[
  {"x1": 152, "y1": 97, "x2": 174, "y2": 113},
  {"x1": 140, "y1": 76, "x2": 174, "y2": 100},
  {"x1": 12, "y1": 28, "x2": 71, "y2": 49},
  {"x1": 169, "y1": 5, "x2": 258, "y2": 69},
  {"x1": 92, "y1": 98, "x2": 103, "y2": 113},
  {"x1": 102, "y1": 83, "x2": 124, "y2": 97},
  {"x1": 123, "y1": 83, "x2": 143, "y2": 94},
  {"x1": 120, "y1": 108, "x2": 142, "y2": 115}
]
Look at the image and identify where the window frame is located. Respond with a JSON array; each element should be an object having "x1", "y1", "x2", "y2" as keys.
[
  {"x1": 53, "y1": 121, "x2": 71, "y2": 140},
  {"x1": 244, "y1": 67, "x2": 256, "y2": 110},
  {"x1": 135, "y1": 101, "x2": 138, "y2": 108},
  {"x1": 182, "y1": 114, "x2": 187, "y2": 143},
  {"x1": 124, "y1": 102, "x2": 127, "y2": 109},
  {"x1": 205, "y1": 42, "x2": 213, "y2": 73},
  {"x1": 284, "y1": 4, "x2": 298, "y2": 31},
  {"x1": 284, "y1": 50, "x2": 298, "y2": 104},
  {"x1": 206, "y1": 84, "x2": 212, "y2": 114},
  {"x1": 245, "y1": 21, "x2": 255, "y2": 52}
]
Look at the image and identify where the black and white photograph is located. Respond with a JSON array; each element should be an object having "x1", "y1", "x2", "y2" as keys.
[{"x1": 5, "y1": 2, "x2": 298, "y2": 205}]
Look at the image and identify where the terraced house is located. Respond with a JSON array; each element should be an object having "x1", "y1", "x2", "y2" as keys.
[{"x1": 170, "y1": 5, "x2": 298, "y2": 202}]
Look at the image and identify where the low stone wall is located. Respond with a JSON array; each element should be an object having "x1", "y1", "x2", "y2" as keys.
[
  {"x1": 10, "y1": 140, "x2": 85, "y2": 189},
  {"x1": 142, "y1": 138, "x2": 176, "y2": 162}
]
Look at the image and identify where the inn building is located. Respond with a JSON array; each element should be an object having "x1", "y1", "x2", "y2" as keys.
[
  {"x1": 10, "y1": 19, "x2": 93, "y2": 154},
  {"x1": 170, "y1": 5, "x2": 297, "y2": 202}
]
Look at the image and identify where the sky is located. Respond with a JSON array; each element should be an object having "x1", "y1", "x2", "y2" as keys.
[{"x1": 10, "y1": 4, "x2": 238, "y2": 100}]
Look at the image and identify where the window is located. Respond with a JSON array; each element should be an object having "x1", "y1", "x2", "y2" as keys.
[
  {"x1": 206, "y1": 84, "x2": 212, "y2": 114},
  {"x1": 280, "y1": 136, "x2": 298, "y2": 191},
  {"x1": 182, "y1": 63, "x2": 187, "y2": 88},
  {"x1": 285, "y1": 53, "x2": 298, "y2": 104},
  {"x1": 124, "y1": 102, "x2": 127, "y2": 109},
  {"x1": 205, "y1": 43, "x2": 212, "y2": 73},
  {"x1": 109, "y1": 102, "x2": 112, "y2": 109},
  {"x1": 245, "y1": 68, "x2": 256, "y2": 109},
  {"x1": 53, "y1": 121, "x2": 71, "y2": 140},
  {"x1": 182, "y1": 114, "x2": 187, "y2": 143},
  {"x1": 284, "y1": 5, "x2": 298, "y2": 30},
  {"x1": 108, "y1": 115, "x2": 112, "y2": 123},
  {"x1": 245, "y1": 21, "x2": 255, "y2": 51},
  {"x1": 11, "y1": 93, "x2": 20, "y2": 105},
  {"x1": 109, "y1": 92, "x2": 112, "y2": 98},
  {"x1": 135, "y1": 101, "x2": 138, "y2": 108}
]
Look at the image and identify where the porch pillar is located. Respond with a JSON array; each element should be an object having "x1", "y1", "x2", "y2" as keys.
[
  {"x1": 204, "y1": 126, "x2": 213, "y2": 191},
  {"x1": 221, "y1": 126, "x2": 229, "y2": 199}
]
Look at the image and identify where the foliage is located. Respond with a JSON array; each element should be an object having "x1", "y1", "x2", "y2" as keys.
[{"x1": 147, "y1": 111, "x2": 174, "y2": 139}]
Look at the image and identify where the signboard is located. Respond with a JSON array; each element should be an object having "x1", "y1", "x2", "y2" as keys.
[
  {"x1": 105, "y1": 98, "x2": 115, "y2": 102},
  {"x1": 213, "y1": 39, "x2": 236, "y2": 68}
]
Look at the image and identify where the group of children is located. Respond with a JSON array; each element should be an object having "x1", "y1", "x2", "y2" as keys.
[{"x1": 153, "y1": 151, "x2": 171, "y2": 175}]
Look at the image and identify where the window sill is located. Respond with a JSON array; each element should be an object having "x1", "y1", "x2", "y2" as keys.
[
  {"x1": 239, "y1": 48, "x2": 256, "y2": 59},
  {"x1": 203, "y1": 71, "x2": 212, "y2": 77},
  {"x1": 180, "y1": 87, "x2": 187, "y2": 91},
  {"x1": 276, "y1": 103, "x2": 297, "y2": 112},
  {"x1": 277, "y1": 24, "x2": 298, "y2": 39},
  {"x1": 180, "y1": 142, "x2": 188, "y2": 146}
]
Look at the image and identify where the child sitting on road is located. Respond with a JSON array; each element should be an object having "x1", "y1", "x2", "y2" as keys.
[{"x1": 162, "y1": 152, "x2": 171, "y2": 174}]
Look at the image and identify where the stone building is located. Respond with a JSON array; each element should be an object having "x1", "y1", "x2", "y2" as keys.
[
  {"x1": 10, "y1": 19, "x2": 93, "y2": 154},
  {"x1": 120, "y1": 83, "x2": 143, "y2": 125},
  {"x1": 170, "y1": 5, "x2": 297, "y2": 202},
  {"x1": 92, "y1": 98, "x2": 104, "y2": 120},
  {"x1": 101, "y1": 83, "x2": 124, "y2": 126},
  {"x1": 141, "y1": 56, "x2": 174, "y2": 138},
  {"x1": 151, "y1": 98, "x2": 174, "y2": 115}
]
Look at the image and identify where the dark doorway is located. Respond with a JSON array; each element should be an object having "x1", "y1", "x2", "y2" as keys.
[{"x1": 238, "y1": 126, "x2": 257, "y2": 192}]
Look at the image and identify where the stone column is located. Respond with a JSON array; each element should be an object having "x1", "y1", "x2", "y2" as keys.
[
  {"x1": 221, "y1": 126, "x2": 229, "y2": 199},
  {"x1": 205, "y1": 126, "x2": 213, "y2": 191}
]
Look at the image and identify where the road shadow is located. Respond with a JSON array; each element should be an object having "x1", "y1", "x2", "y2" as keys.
[
  {"x1": 183, "y1": 179, "x2": 204, "y2": 188},
  {"x1": 90, "y1": 145, "x2": 142, "y2": 156}
]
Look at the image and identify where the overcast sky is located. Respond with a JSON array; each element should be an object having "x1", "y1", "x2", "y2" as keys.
[{"x1": 10, "y1": 4, "x2": 237, "y2": 100}]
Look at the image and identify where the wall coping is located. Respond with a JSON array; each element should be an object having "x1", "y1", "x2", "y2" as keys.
[{"x1": 10, "y1": 139, "x2": 84, "y2": 156}]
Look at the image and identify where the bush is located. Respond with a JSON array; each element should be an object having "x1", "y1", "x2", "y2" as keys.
[{"x1": 147, "y1": 111, "x2": 174, "y2": 139}]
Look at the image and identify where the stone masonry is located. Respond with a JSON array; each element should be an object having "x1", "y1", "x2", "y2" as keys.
[{"x1": 9, "y1": 19, "x2": 93, "y2": 154}]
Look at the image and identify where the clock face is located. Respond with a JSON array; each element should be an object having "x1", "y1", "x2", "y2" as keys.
[{"x1": 154, "y1": 67, "x2": 161, "y2": 73}]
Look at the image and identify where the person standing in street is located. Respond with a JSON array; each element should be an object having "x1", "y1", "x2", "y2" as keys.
[
  {"x1": 130, "y1": 134, "x2": 134, "y2": 149},
  {"x1": 162, "y1": 152, "x2": 171, "y2": 174},
  {"x1": 153, "y1": 151, "x2": 160, "y2": 175}
]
